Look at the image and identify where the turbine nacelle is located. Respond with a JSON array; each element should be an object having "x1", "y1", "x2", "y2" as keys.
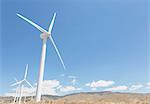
[{"x1": 40, "y1": 32, "x2": 50, "y2": 40}]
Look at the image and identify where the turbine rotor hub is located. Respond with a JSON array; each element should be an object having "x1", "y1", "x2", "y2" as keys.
[{"x1": 40, "y1": 33, "x2": 50, "y2": 39}]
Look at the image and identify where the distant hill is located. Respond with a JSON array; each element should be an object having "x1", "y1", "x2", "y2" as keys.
[{"x1": 0, "y1": 91, "x2": 150, "y2": 104}]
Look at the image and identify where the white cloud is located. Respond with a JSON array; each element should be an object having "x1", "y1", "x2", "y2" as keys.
[
  {"x1": 104, "y1": 86, "x2": 128, "y2": 91},
  {"x1": 85, "y1": 80, "x2": 115, "y2": 88},
  {"x1": 42, "y1": 80, "x2": 60, "y2": 88},
  {"x1": 129, "y1": 84, "x2": 143, "y2": 91},
  {"x1": 5, "y1": 87, "x2": 35, "y2": 97},
  {"x1": 59, "y1": 86, "x2": 81, "y2": 92},
  {"x1": 68, "y1": 75, "x2": 78, "y2": 85},
  {"x1": 85, "y1": 83, "x2": 90, "y2": 86},
  {"x1": 147, "y1": 82, "x2": 150, "y2": 89},
  {"x1": 41, "y1": 80, "x2": 60, "y2": 95},
  {"x1": 68, "y1": 76, "x2": 76, "y2": 79},
  {"x1": 71, "y1": 79, "x2": 77, "y2": 85},
  {"x1": 4, "y1": 93, "x2": 15, "y2": 97},
  {"x1": 91, "y1": 88, "x2": 97, "y2": 91},
  {"x1": 60, "y1": 74, "x2": 65, "y2": 77},
  {"x1": 56, "y1": 85, "x2": 62, "y2": 89}
]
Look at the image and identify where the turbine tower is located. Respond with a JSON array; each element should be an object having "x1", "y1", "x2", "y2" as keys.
[
  {"x1": 11, "y1": 64, "x2": 33, "y2": 104},
  {"x1": 17, "y1": 13, "x2": 66, "y2": 102},
  {"x1": 12, "y1": 78, "x2": 20, "y2": 104}
]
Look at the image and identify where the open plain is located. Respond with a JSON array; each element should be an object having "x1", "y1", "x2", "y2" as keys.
[{"x1": 0, "y1": 92, "x2": 150, "y2": 104}]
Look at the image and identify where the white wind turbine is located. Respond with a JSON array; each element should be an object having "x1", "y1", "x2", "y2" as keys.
[
  {"x1": 12, "y1": 78, "x2": 20, "y2": 104},
  {"x1": 11, "y1": 64, "x2": 33, "y2": 104},
  {"x1": 16, "y1": 13, "x2": 66, "y2": 102}
]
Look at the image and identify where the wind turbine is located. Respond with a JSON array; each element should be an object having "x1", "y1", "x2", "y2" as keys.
[
  {"x1": 12, "y1": 78, "x2": 20, "y2": 104},
  {"x1": 11, "y1": 64, "x2": 33, "y2": 104},
  {"x1": 16, "y1": 13, "x2": 66, "y2": 102}
]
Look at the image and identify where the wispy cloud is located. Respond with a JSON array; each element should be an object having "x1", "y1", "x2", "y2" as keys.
[
  {"x1": 147, "y1": 82, "x2": 150, "y2": 89},
  {"x1": 68, "y1": 75, "x2": 78, "y2": 85},
  {"x1": 68, "y1": 76, "x2": 77, "y2": 79},
  {"x1": 71, "y1": 79, "x2": 77, "y2": 85},
  {"x1": 129, "y1": 84, "x2": 143, "y2": 91},
  {"x1": 104, "y1": 86, "x2": 128, "y2": 91},
  {"x1": 59, "y1": 86, "x2": 81, "y2": 92},
  {"x1": 60, "y1": 74, "x2": 65, "y2": 77},
  {"x1": 91, "y1": 88, "x2": 97, "y2": 91},
  {"x1": 85, "y1": 80, "x2": 115, "y2": 88}
]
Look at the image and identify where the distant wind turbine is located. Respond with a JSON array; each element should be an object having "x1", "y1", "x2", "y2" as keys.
[
  {"x1": 11, "y1": 64, "x2": 33, "y2": 104},
  {"x1": 16, "y1": 13, "x2": 66, "y2": 102},
  {"x1": 12, "y1": 78, "x2": 20, "y2": 104}
]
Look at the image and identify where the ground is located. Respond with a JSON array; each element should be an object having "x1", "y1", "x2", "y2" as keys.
[{"x1": 1, "y1": 92, "x2": 150, "y2": 104}]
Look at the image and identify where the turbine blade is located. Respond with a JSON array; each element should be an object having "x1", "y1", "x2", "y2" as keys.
[
  {"x1": 10, "y1": 82, "x2": 19, "y2": 87},
  {"x1": 49, "y1": 36, "x2": 66, "y2": 70},
  {"x1": 10, "y1": 80, "x2": 23, "y2": 87},
  {"x1": 24, "y1": 64, "x2": 28, "y2": 80},
  {"x1": 16, "y1": 13, "x2": 47, "y2": 33},
  {"x1": 48, "y1": 13, "x2": 56, "y2": 34},
  {"x1": 25, "y1": 80, "x2": 33, "y2": 88}
]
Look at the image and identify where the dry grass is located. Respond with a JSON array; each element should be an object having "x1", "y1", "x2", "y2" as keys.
[{"x1": 1, "y1": 92, "x2": 150, "y2": 104}]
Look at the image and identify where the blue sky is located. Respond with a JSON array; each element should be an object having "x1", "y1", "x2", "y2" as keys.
[{"x1": 0, "y1": 0, "x2": 150, "y2": 96}]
